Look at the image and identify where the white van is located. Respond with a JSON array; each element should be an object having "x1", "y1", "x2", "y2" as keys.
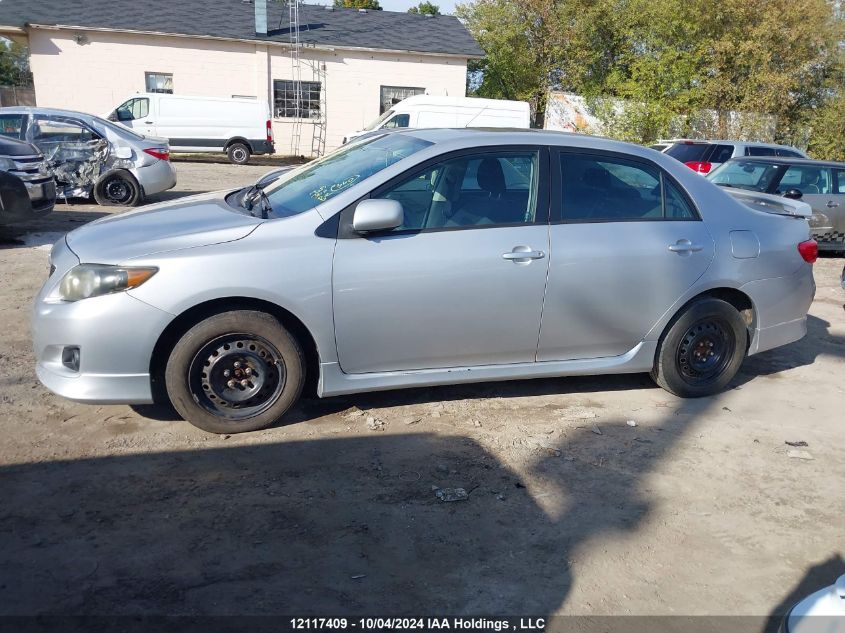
[
  {"x1": 108, "y1": 94, "x2": 274, "y2": 164},
  {"x1": 344, "y1": 95, "x2": 530, "y2": 143}
]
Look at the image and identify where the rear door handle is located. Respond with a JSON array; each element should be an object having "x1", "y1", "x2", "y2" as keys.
[
  {"x1": 827, "y1": 201, "x2": 840, "y2": 208},
  {"x1": 668, "y1": 239, "x2": 703, "y2": 254},
  {"x1": 502, "y1": 246, "x2": 545, "y2": 262}
]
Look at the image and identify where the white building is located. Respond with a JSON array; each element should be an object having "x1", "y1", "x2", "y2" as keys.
[{"x1": 0, "y1": 0, "x2": 482, "y2": 155}]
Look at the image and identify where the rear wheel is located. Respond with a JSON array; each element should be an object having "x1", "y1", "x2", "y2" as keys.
[
  {"x1": 165, "y1": 310, "x2": 304, "y2": 433},
  {"x1": 93, "y1": 171, "x2": 142, "y2": 206},
  {"x1": 227, "y1": 142, "x2": 251, "y2": 165},
  {"x1": 651, "y1": 297, "x2": 747, "y2": 398}
]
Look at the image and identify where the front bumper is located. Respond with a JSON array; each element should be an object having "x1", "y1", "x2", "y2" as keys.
[
  {"x1": 32, "y1": 265, "x2": 174, "y2": 404},
  {"x1": 133, "y1": 159, "x2": 177, "y2": 197}
]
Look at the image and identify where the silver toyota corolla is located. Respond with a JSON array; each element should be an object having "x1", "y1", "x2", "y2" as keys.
[{"x1": 32, "y1": 129, "x2": 817, "y2": 434}]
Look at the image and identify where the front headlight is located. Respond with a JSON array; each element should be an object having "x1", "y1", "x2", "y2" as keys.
[
  {"x1": 0, "y1": 157, "x2": 17, "y2": 171},
  {"x1": 54, "y1": 264, "x2": 157, "y2": 302}
]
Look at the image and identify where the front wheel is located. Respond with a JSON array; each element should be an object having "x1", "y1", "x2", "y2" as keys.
[
  {"x1": 651, "y1": 297, "x2": 748, "y2": 398},
  {"x1": 165, "y1": 311, "x2": 305, "y2": 433}
]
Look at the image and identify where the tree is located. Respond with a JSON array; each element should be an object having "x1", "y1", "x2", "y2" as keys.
[
  {"x1": 455, "y1": 0, "x2": 558, "y2": 127},
  {"x1": 333, "y1": 0, "x2": 382, "y2": 9},
  {"x1": 807, "y1": 90, "x2": 845, "y2": 161},
  {"x1": 408, "y1": 2, "x2": 440, "y2": 15},
  {"x1": 0, "y1": 40, "x2": 31, "y2": 87},
  {"x1": 457, "y1": 0, "x2": 843, "y2": 144}
]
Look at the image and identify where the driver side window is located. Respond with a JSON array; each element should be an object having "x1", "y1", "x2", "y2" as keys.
[
  {"x1": 117, "y1": 98, "x2": 149, "y2": 121},
  {"x1": 383, "y1": 114, "x2": 410, "y2": 129},
  {"x1": 375, "y1": 151, "x2": 540, "y2": 231}
]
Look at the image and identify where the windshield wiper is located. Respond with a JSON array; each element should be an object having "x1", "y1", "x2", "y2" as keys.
[{"x1": 242, "y1": 183, "x2": 272, "y2": 219}]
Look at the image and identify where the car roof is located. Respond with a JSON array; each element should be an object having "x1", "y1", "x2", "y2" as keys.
[
  {"x1": 659, "y1": 138, "x2": 798, "y2": 148},
  {"x1": 0, "y1": 106, "x2": 104, "y2": 121},
  {"x1": 391, "y1": 127, "x2": 667, "y2": 159},
  {"x1": 723, "y1": 156, "x2": 845, "y2": 168}
]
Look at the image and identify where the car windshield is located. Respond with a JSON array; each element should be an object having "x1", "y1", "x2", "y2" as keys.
[
  {"x1": 260, "y1": 133, "x2": 433, "y2": 218},
  {"x1": 706, "y1": 160, "x2": 784, "y2": 192},
  {"x1": 363, "y1": 109, "x2": 395, "y2": 131}
]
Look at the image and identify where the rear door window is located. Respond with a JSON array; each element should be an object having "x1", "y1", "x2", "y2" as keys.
[
  {"x1": 746, "y1": 146, "x2": 777, "y2": 157},
  {"x1": 779, "y1": 166, "x2": 832, "y2": 195},
  {"x1": 709, "y1": 144, "x2": 735, "y2": 164},
  {"x1": 559, "y1": 153, "x2": 696, "y2": 221},
  {"x1": 834, "y1": 169, "x2": 845, "y2": 194},
  {"x1": 776, "y1": 148, "x2": 803, "y2": 158},
  {"x1": 665, "y1": 143, "x2": 712, "y2": 163}
]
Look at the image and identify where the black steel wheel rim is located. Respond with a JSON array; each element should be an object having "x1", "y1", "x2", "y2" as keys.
[
  {"x1": 188, "y1": 333, "x2": 286, "y2": 420},
  {"x1": 104, "y1": 177, "x2": 132, "y2": 203},
  {"x1": 676, "y1": 317, "x2": 735, "y2": 385}
]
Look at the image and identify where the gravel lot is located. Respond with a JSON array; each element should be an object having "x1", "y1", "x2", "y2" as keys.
[{"x1": 0, "y1": 161, "x2": 843, "y2": 625}]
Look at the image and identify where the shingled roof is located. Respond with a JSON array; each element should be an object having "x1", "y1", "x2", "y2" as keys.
[{"x1": 0, "y1": 0, "x2": 484, "y2": 57}]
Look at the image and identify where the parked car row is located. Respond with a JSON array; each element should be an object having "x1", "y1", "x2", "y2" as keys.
[
  {"x1": 0, "y1": 106, "x2": 177, "y2": 223},
  {"x1": 653, "y1": 139, "x2": 807, "y2": 174}
]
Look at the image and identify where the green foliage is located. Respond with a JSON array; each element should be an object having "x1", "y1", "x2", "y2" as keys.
[
  {"x1": 333, "y1": 0, "x2": 382, "y2": 9},
  {"x1": 807, "y1": 91, "x2": 845, "y2": 161},
  {"x1": 0, "y1": 40, "x2": 31, "y2": 87},
  {"x1": 408, "y1": 2, "x2": 440, "y2": 15},
  {"x1": 456, "y1": 0, "x2": 844, "y2": 150}
]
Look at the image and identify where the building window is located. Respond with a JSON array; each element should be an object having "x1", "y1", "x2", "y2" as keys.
[
  {"x1": 274, "y1": 80, "x2": 321, "y2": 119},
  {"x1": 380, "y1": 86, "x2": 424, "y2": 114},
  {"x1": 145, "y1": 72, "x2": 173, "y2": 94}
]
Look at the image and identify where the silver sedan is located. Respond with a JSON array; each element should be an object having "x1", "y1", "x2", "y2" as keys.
[{"x1": 32, "y1": 130, "x2": 817, "y2": 433}]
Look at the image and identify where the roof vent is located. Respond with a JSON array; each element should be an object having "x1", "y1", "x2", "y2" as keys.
[
  {"x1": 254, "y1": 0, "x2": 268, "y2": 36},
  {"x1": 424, "y1": 12, "x2": 434, "y2": 16},
  {"x1": 358, "y1": 8, "x2": 368, "y2": 12},
  {"x1": 325, "y1": 4, "x2": 334, "y2": 9}
]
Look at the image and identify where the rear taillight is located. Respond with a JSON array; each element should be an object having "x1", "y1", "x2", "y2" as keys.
[
  {"x1": 685, "y1": 161, "x2": 712, "y2": 174},
  {"x1": 798, "y1": 239, "x2": 818, "y2": 263},
  {"x1": 266, "y1": 120, "x2": 273, "y2": 142},
  {"x1": 143, "y1": 147, "x2": 170, "y2": 161}
]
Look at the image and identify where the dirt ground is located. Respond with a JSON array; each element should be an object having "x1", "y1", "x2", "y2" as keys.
[{"x1": 0, "y1": 161, "x2": 843, "y2": 626}]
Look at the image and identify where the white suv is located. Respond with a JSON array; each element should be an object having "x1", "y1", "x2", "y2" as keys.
[{"x1": 655, "y1": 139, "x2": 808, "y2": 174}]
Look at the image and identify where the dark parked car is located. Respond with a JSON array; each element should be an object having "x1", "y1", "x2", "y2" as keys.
[
  {"x1": 707, "y1": 156, "x2": 845, "y2": 253},
  {"x1": 0, "y1": 135, "x2": 55, "y2": 225}
]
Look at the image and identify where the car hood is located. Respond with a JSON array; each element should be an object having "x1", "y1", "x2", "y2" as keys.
[{"x1": 65, "y1": 191, "x2": 263, "y2": 263}]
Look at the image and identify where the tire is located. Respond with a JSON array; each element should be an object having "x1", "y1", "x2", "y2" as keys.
[
  {"x1": 165, "y1": 310, "x2": 305, "y2": 434},
  {"x1": 227, "y1": 142, "x2": 251, "y2": 165},
  {"x1": 93, "y1": 171, "x2": 142, "y2": 206},
  {"x1": 650, "y1": 297, "x2": 748, "y2": 398}
]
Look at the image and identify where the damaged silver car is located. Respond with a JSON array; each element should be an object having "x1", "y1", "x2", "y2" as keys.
[{"x1": 0, "y1": 107, "x2": 176, "y2": 206}]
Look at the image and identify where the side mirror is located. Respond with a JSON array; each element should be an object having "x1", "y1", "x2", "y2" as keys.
[
  {"x1": 107, "y1": 111, "x2": 118, "y2": 122},
  {"x1": 783, "y1": 188, "x2": 803, "y2": 200},
  {"x1": 352, "y1": 199, "x2": 404, "y2": 233}
]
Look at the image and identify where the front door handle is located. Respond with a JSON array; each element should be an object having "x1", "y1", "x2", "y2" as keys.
[
  {"x1": 827, "y1": 201, "x2": 840, "y2": 208},
  {"x1": 668, "y1": 239, "x2": 704, "y2": 254},
  {"x1": 502, "y1": 246, "x2": 545, "y2": 262}
]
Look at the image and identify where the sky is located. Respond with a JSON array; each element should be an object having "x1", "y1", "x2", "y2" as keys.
[
  {"x1": 308, "y1": 0, "x2": 460, "y2": 14},
  {"x1": 379, "y1": 0, "x2": 459, "y2": 12}
]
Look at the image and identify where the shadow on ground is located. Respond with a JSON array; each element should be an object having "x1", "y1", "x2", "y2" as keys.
[{"x1": 0, "y1": 415, "x2": 687, "y2": 617}]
